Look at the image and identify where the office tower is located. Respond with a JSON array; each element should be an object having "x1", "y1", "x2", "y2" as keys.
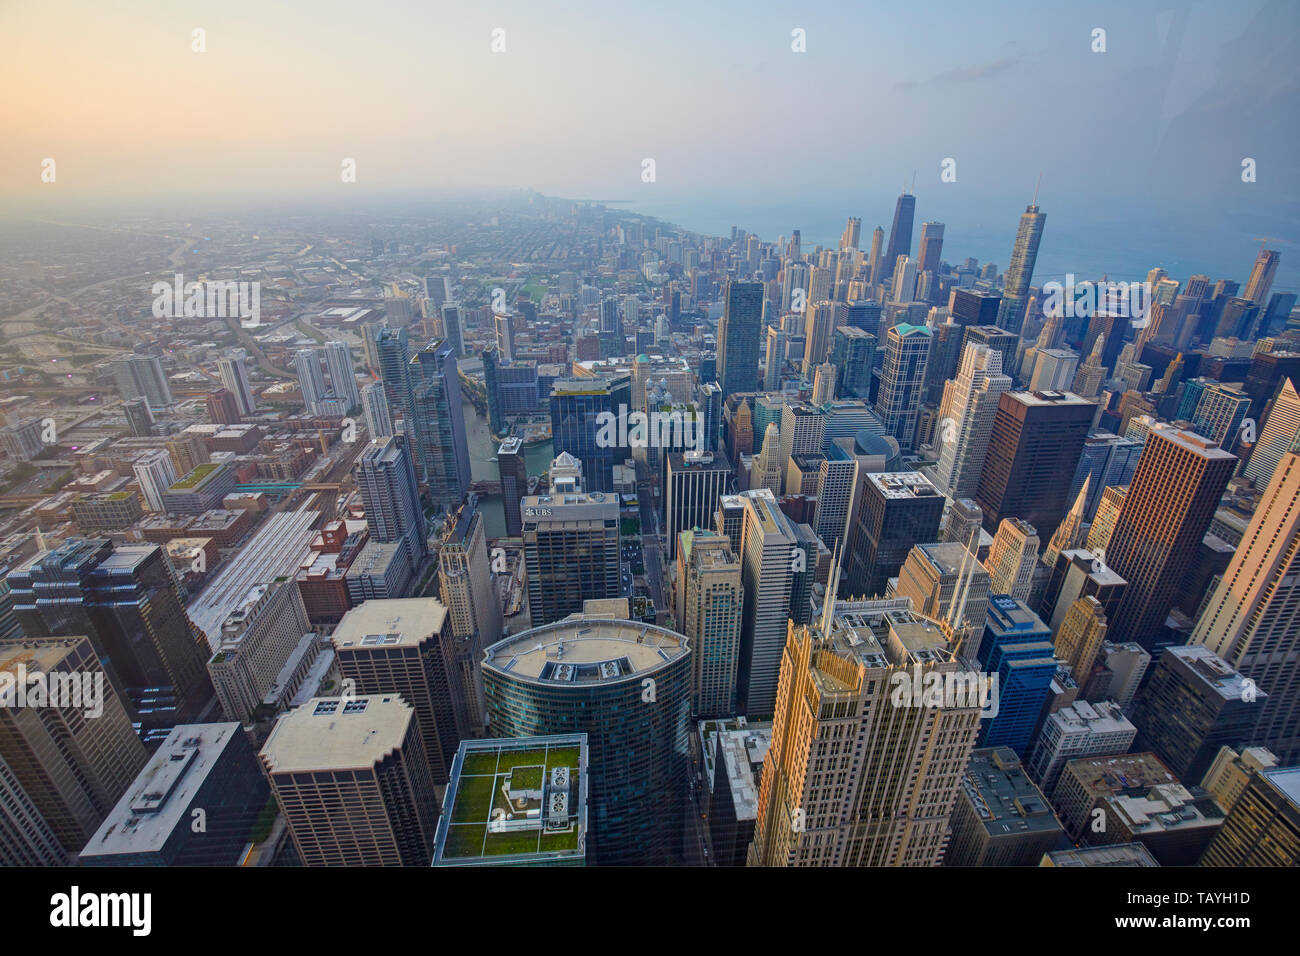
[
  {"x1": 497, "y1": 437, "x2": 527, "y2": 537},
  {"x1": 718, "y1": 280, "x2": 763, "y2": 399},
  {"x1": 1244, "y1": 377, "x2": 1300, "y2": 489},
  {"x1": 409, "y1": 340, "x2": 471, "y2": 511},
  {"x1": 331, "y1": 598, "x2": 464, "y2": 785},
  {"x1": 1086, "y1": 485, "x2": 1127, "y2": 554},
  {"x1": 493, "y1": 310, "x2": 515, "y2": 362},
  {"x1": 1193, "y1": 452, "x2": 1300, "y2": 762},
  {"x1": 881, "y1": 191, "x2": 916, "y2": 283},
  {"x1": 549, "y1": 451, "x2": 583, "y2": 494},
  {"x1": 1026, "y1": 700, "x2": 1138, "y2": 795},
  {"x1": 79, "y1": 722, "x2": 270, "y2": 866},
  {"x1": 839, "y1": 216, "x2": 862, "y2": 250},
  {"x1": 996, "y1": 203, "x2": 1047, "y2": 336},
  {"x1": 132, "y1": 448, "x2": 176, "y2": 513},
  {"x1": 1261, "y1": 291, "x2": 1298, "y2": 335},
  {"x1": 935, "y1": 343, "x2": 1012, "y2": 497},
  {"x1": 844, "y1": 471, "x2": 945, "y2": 598},
  {"x1": 890, "y1": 255, "x2": 919, "y2": 303},
  {"x1": 482, "y1": 614, "x2": 691, "y2": 865},
  {"x1": 1202, "y1": 745, "x2": 1278, "y2": 813},
  {"x1": 977, "y1": 596, "x2": 1057, "y2": 755},
  {"x1": 665, "y1": 450, "x2": 730, "y2": 561},
  {"x1": 0, "y1": 754, "x2": 65, "y2": 865},
  {"x1": 1243, "y1": 248, "x2": 1280, "y2": 305},
  {"x1": 356, "y1": 435, "x2": 427, "y2": 571},
  {"x1": 1040, "y1": 480, "x2": 1089, "y2": 572},
  {"x1": 676, "y1": 529, "x2": 743, "y2": 716},
  {"x1": 1042, "y1": 843, "x2": 1160, "y2": 866},
  {"x1": 829, "y1": 325, "x2": 875, "y2": 399},
  {"x1": 522, "y1": 491, "x2": 620, "y2": 626},
  {"x1": 808, "y1": 264, "x2": 835, "y2": 305},
  {"x1": 748, "y1": 594, "x2": 983, "y2": 866},
  {"x1": 550, "y1": 375, "x2": 630, "y2": 493},
  {"x1": 874, "y1": 323, "x2": 931, "y2": 450},
  {"x1": 111, "y1": 354, "x2": 173, "y2": 409},
  {"x1": 1069, "y1": 433, "x2": 1143, "y2": 521},
  {"x1": 782, "y1": 261, "x2": 809, "y2": 313},
  {"x1": 763, "y1": 325, "x2": 785, "y2": 390},
  {"x1": 1052, "y1": 595, "x2": 1108, "y2": 683},
  {"x1": 9, "y1": 539, "x2": 213, "y2": 731},
  {"x1": 846, "y1": 298, "x2": 883, "y2": 336},
  {"x1": 440, "y1": 304, "x2": 464, "y2": 357},
  {"x1": 217, "y1": 349, "x2": 256, "y2": 416},
  {"x1": 975, "y1": 390, "x2": 1094, "y2": 542},
  {"x1": 322, "y1": 340, "x2": 360, "y2": 412},
  {"x1": 1085, "y1": 640, "x2": 1150, "y2": 712},
  {"x1": 1199, "y1": 765, "x2": 1300, "y2": 866},
  {"x1": 751, "y1": 423, "x2": 784, "y2": 495},
  {"x1": 1131, "y1": 645, "x2": 1263, "y2": 784},
  {"x1": 598, "y1": 296, "x2": 624, "y2": 354},
  {"x1": 950, "y1": 289, "x2": 1003, "y2": 331},
  {"x1": 375, "y1": 325, "x2": 412, "y2": 415},
  {"x1": 698, "y1": 380, "x2": 723, "y2": 455},
  {"x1": 984, "y1": 518, "x2": 1040, "y2": 602},
  {"x1": 811, "y1": 362, "x2": 836, "y2": 404},
  {"x1": 205, "y1": 387, "x2": 240, "y2": 425},
  {"x1": 432, "y1": 734, "x2": 589, "y2": 866},
  {"x1": 1072, "y1": 336, "x2": 1107, "y2": 399},
  {"x1": 863, "y1": 226, "x2": 883, "y2": 285},
  {"x1": 917, "y1": 221, "x2": 945, "y2": 277},
  {"x1": 944, "y1": 747, "x2": 1063, "y2": 866},
  {"x1": 1029, "y1": 348, "x2": 1079, "y2": 392},
  {"x1": 944, "y1": 498, "x2": 984, "y2": 549},
  {"x1": 812, "y1": 443, "x2": 859, "y2": 553},
  {"x1": 800, "y1": 300, "x2": 836, "y2": 376},
  {"x1": 706, "y1": 720, "x2": 771, "y2": 866},
  {"x1": 294, "y1": 348, "x2": 327, "y2": 415},
  {"x1": 778, "y1": 403, "x2": 827, "y2": 479},
  {"x1": 894, "y1": 540, "x2": 992, "y2": 639},
  {"x1": 360, "y1": 381, "x2": 393, "y2": 438},
  {"x1": 424, "y1": 274, "x2": 448, "y2": 307},
  {"x1": 736, "y1": 491, "x2": 796, "y2": 716},
  {"x1": 0, "y1": 637, "x2": 148, "y2": 854},
  {"x1": 208, "y1": 580, "x2": 311, "y2": 726},
  {"x1": 715, "y1": 493, "x2": 746, "y2": 555},
  {"x1": 261, "y1": 694, "x2": 440, "y2": 866},
  {"x1": 438, "y1": 502, "x2": 502, "y2": 726},
  {"x1": 1105, "y1": 425, "x2": 1236, "y2": 649},
  {"x1": 1189, "y1": 382, "x2": 1251, "y2": 449},
  {"x1": 122, "y1": 396, "x2": 154, "y2": 437}
]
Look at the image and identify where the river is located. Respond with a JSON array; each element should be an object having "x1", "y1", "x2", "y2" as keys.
[{"x1": 461, "y1": 401, "x2": 553, "y2": 539}]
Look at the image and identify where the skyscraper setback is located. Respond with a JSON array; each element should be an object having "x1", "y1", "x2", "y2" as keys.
[{"x1": 996, "y1": 202, "x2": 1046, "y2": 337}]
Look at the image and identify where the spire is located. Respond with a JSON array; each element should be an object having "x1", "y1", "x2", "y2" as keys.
[
  {"x1": 820, "y1": 540, "x2": 842, "y2": 635},
  {"x1": 1069, "y1": 474, "x2": 1090, "y2": 520}
]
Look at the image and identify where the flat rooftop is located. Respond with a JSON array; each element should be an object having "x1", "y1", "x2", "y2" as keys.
[
  {"x1": 961, "y1": 747, "x2": 1062, "y2": 836},
  {"x1": 868, "y1": 470, "x2": 941, "y2": 499},
  {"x1": 260, "y1": 695, "x2": 414, "y2": 773},
  {"x1": 1044, "y1": 843, "x2": 1160, "y2": 867},
  {"x1": 332, "y1": 598, "x2": 448, "y2": 648},
  {"x1": 433, "y1": 735, "x2": 588, "y2": 865},
  {"x1": 483, "y1": 614, "x2": 689, "y2": 685}
]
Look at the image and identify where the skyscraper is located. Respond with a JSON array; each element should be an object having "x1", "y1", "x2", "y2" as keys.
[
  {"x1": 132, "y1": 448, "x2": 176, "y2": 513},
  {"x1": 1243, "y1": 247, "x2": 1280, "y2": 306},
  {"x1": 440, "y1": 303, "x2": 464, "y2": 357},
  {"x1": 984, "y1": 518, "x2": 1040, "y2": 603},
  {"x1": 676, "y1": 528, "x2": 743, "y2": 717},
  {"x1": 829, "y1": 325, "x2": 876, "y2": 399},
  {"x1": 881, "y1": 190, "x2": 916, "y2": 284},
  {"x1": 1199, "y1": 766, "x2": 1300, "y2": 866},
  {"x1": 375, "y1": 325, "x2": 412, "y2": 416},
  {"x1": 976, "y1": 595, "x2": 1056, "y2": 755},
  {"x1": 482, "y1": 614, "x2": 691, "y2": 865},
  {"x1": 408, "y1": 339, "x2": 471, "y2": 511},
  {"x1": 917, "y1": 221, "x2": 945, "y2": 277},
  {"x1": 844, "y1": 471, "x2": 946, "y2": 598},
  {"x1": 111, "y1": 354, "x2": 173, "y2": 409},
  {"x1": 996, "y1": 203, "x2": 1047, "y2": 337},
  {"x1": 521, "y1": 491, "x2": 620, "y2": 626},
  {"x1": 737, "y1": 489, "x2": 796, "y2": 716},
  {"x1": 260, "y1": 694, "x2": 440, "y2": 866},
  {"x1": 437, "y1": 501, "x2": 502, "y2": 735},
  {"x1": 1053, "y1": 595, "x2": 1109, "y2": 684},
  {"x1": 934, "y1": 343, "x2": 1012, "y2": 498},
  {"x1": 294, "y1": 348, "x2": 329, "y2": 415},
  {"x1": 497, "y1": 436, "x2": 528, "y2": 537},
  {"x1": 360, "y1": 380, "x2": 393, "y2": 438},
  {"x1": 874, "y1": 323, "x2": 931, "y2": 451},
  {"x1": 217, "y1": 349, "x2": 256, "y2": 416},
  {"x1": 1193, "y1": 452, "x2": 1300, "y2": 763},
  {"x1": 974, "y1": 390, "x2": 1094, "y2": 542},
  {"x1": 550, "y1": 375, "x2": 631, "y2": 494},
  {"x1": 1243, "y1": 377, "x2": 1300, "y2": 489},
  {"x1": 718, "y1": 280, "x2": 763, "y2": 399},
  {"x1": 323, "y1": 340, "x2": 360, "y2": 412},
  {"x1": 355, "y1": 435, "x2": 428, "y2": 569},
  {"x1": 1105, "y1": 425, "x2": 1236, "y2": 650},
  {"x1": 665, "y1": 450, "x2": 731, "y2": 561},
  {"x1": 748, "y1": 594, "x2": 983, "y2": 866}
]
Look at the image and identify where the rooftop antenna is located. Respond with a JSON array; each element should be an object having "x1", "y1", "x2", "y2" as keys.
[
  {"x1": 1032, "y1": 173, "x2": 1042, "y2": 207},
  {"x1": 911, "y1": 170, "x2": 917, "y2": 194}
]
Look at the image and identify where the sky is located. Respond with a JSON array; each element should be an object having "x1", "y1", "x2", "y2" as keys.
[{"x1": 2, "y1": 0, "x2": 1298, "y2": 282}]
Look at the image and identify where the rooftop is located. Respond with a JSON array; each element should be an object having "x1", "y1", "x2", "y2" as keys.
[
  {"x1": 260, "y1": 695, "x2": 414, "y2": 773},
  {"x1": 331, "y1": 598, "x2": 448, "y2": 648},
  {"x1": 961, "y1": 747, "x2": 1062, "y2": 837},
  {"x1": 483, "y1": 614, "x2": 689, "y2": 685}
]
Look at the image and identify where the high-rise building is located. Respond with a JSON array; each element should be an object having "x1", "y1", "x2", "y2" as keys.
[
  {"x1": 996, "y1": 203, "x2": 1047, "y2": 337},
  {"x1": 355, "y1": 435, "x2": 427, "y2": 570},
  {"x1": 943, "y1": 747, "x2": 1063, "y2": 866},
  {"x1": 840, "y1": 216, "x2": 861, "y2": 250},
  {"x1": 323, "y1": 340, "x2": 360, "y2": 412},
  {"x1": 1105, "y1": 425, "x2": 1236, "y2": 650},
  {"x1": 975, "y1": 390, "x2": 1094, "y2": 542},
  {"x1": 829, "y1": 325, "x2": 875, "y2": 399},
  {"x1": 360, "y1": 380, "x2": 393, "y2": 438},
  {"x1": 718, "y1": 280, "x2": 764, "y2": 399},
  {"x1": 294, "y1": 348, "x2": 329, "y2": 415},
  {"x1": 122, "y1": 396, "x2": 154, "y2": 437},
  {"x1": 984, "y1": 518, "x2": 1040, "y2": 603},
  {"x1": 748, "y1": 594, "x2": 983, "y2": 866},
  {"x1": 331, "y1": 598, "x2": 464, "y2": 785},
  {"x1": 1053, "y1": 595, "x2": 1109, "y2": 684},
  {"x1": 111, "y1": 354, "x2": 173, "y2": 409},
  {"x1": 9, "y1": 539, "x2": 213, "y2": 732},
  {"x1": 881, "y1": 191, "x2": 916, "y2": 283},
  {"x1": 497, "y1": 437, "x2": 528, "y2": 538},
  {"x1": 522, "y1": 491, "x2": 620, "y2": 627},
  {"x1": 1131, "y1": 645, "x2": 1264, "y2": 784},
  {"x1": 79, "y1": 722, "x2": 271, "y2": 866},
  {"x1": 0, "y1": 637, "x2": 148, "y2": 854},
  {"x1": 260, "y1": 694, "x2": 440, "y2": 866},
  {"x1": 676, "y1": 529, "x2": 743, "y2": 717},
  {"x1": 737, "y1": 489, "x2": 796, "y2": 716},
  {"x1": 1243, "y1": 248, "x2": 1280, "y2": 306},
  {"x1": 1026, "y1": 700, "x2": 1137, "y2": 795},
  {"x1": 917, "y1": 221, "x2": 945, "y2": 278},
  {"x1": 550, "y1": 375, "x2": 631, "y2": 493},
  {"x1": 217, "y1": 349, "x2": 256, "y2": 416},
  {"x1": 376, "y1": 326, "x2": 412, "y2": 415},
  {"x1": 482, "y1": 614, "x2": 691, "y2": 865},
  {"x1": 811, "y1": 361, "x2": 836, "y2": 404},
  {"x1": 207, "y1": 580, "x2": 311, "y2": 726},
  {"x1": 935, "y1": 343, "x2": 1012, "y2": 497},
  {"x1": 205, "y1": 387, "x2": 241, "y2": 425},
  {"x1": 1192, "y1": 452, "x2": 1300, "y2": 763},
  {"x1": 409, "y1": 339, "x2": 471, "y2": 511},
  {"x1": 1069, "y1": 433, "x2": 1143, "y2": 521},
  {"x1": 844, "y1": 471, "x2": 945, "y2": 598},
  {"x1": 1198, "y1": 765, "x2": 1300, "y2": 866},
  {"x1": 976, "y1": 595, "x2": 1057, "y2": 755},
  {"x1": 440, "y1": 304, "x2": 464, "y2": 357},
  {"x1": 665, "y1": 450, "x2": 730, "y2": 561},
  {"x1": 894, "y1": 540, "x2": 992, "y2": 639},
  {"x1": 437, "y1": 501, "x2": 502, "y2": 734},
  {"x1": 0, "y1": 754, "x2": 65, "y2": 866},
  {"x1": 874, "y1": 323, "x2": 931, "y2": 450},
  {"x1": 1243, "y1": 377, "x2": 1300, "y2": 489},
  {"x1": 132, "y1": 448, "x2": 176, "y2": 513}
]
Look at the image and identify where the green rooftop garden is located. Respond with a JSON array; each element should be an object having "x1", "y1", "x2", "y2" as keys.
[{"x1": 169, "y1": 462, "x2": 220, "y2": 490}]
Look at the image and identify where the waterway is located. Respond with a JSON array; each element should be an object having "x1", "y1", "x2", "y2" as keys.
[{"x1": 461, "y1": 401, "x2": 552, "y2": 539}]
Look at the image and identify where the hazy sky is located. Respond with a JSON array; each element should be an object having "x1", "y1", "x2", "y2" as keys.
[{"x1": 2, "y1": 0, "x2": 1297, "y2": 279}]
